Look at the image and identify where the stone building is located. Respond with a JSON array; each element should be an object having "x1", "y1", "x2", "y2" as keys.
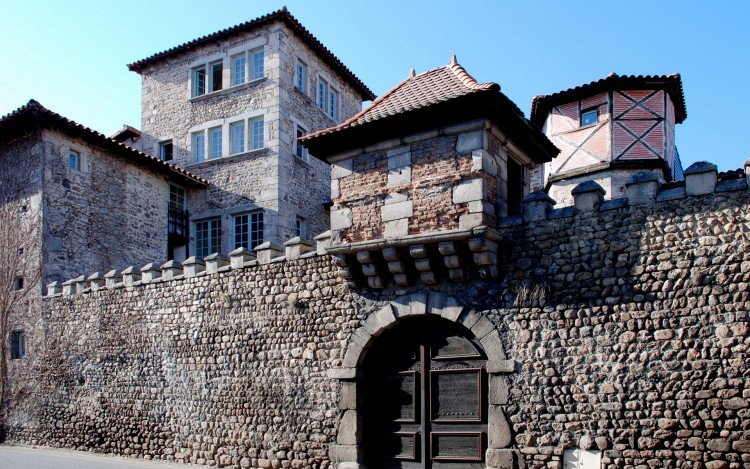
[
  {"x1": 0, "y1": 99, "x2": 207, "y2": 288},
  {"x1": 530, "y1": 73, "x2": 687, "y2": 205},
  {"x1": 127, "y1": 7, "x2": 374, "y2": 258}
]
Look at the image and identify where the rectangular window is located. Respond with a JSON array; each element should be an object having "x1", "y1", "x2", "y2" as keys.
[
  {"x1": 193, "y1": 132, "x2": 205, "y2": 162},
  {"x1": 231, "y1": 54, "x2": 246, "y2": 86},
  {"x1": 14, "y1": 276, "x2": 24, "y2": 291},
  {"x1": 251, "y1": 49, "x2": 264, "y2": 80},
  {"x1": 234, "y1": 212, "x2": 264, "y2": 250},
  {"x1": 169, "y1": 185, "x2": 186, "y2": 211},
  {"x1": 581, "y1": 108, "x2": 598, "y2": 127},
  {"x1": 317, "y1": 78, "x2": 328, "y2": 111},
  {"x1": 230, "y1": 121, "x2": 245, "y2": 155},
  {"x1": 195, "y1": 218, "x2": 221, "y2": 258},
  {"x1": 295, "y1": 125, "x2": 307, "y2": 159},
  {"x1": 69, "y1": 150, "x2": 80, "y2": 170},
  {"x1": 210, "y1": 61, "x2": 223, "y2": 92},
  {"x1": 296, "y1": 60, "x2": 307, "y2": 93},
  {"x1": 159, "y1": 140, "x2": 173, "y2": 161},
  {"x1": 209, "y1": 127, "x2": 222, "y2": 159},
  {"x1": 328, "y1": 87, "x2": 339, "y2": 120},
  {"x1": 251, "y1": 118, "x2": 264, "y2": 150},
  {"x1": 192, "y1": 66, "x2": 206, "y2": 97},
  {"x1": 296, "y1": 216, "x2": 307, "y2": 238},
  {"x1": 10, "y1": 330, "x2": 25, "y2": 359}
]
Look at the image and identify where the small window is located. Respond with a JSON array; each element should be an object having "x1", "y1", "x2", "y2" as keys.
[
  {"x1": 251, "y1": 49, "x2": 264, "y2": 80},
  {"x1": 296, "y1": 216, "x2": 307, "y2": 238},
  {"x1": 195, "y1": 218, "x2": 222, "y2": 258},
  {"x1": 10, "y1": 330, "x2": 25, "y2": 359},
  {"x1": 192, "y1": 66, "x2": 207, "y2": 97},
  {"x1": 581, "y1": 108, "x2": 598, "y2": 127},
  {"x1": 209, "y1": 127, "x2": 223, "y2": 159},
  {"x1": 328, "y1": 87, "x2": 339, "y2": 120},
  {"x1": 317, "y1": 78, "x2": 328, "y2": 111},
  {"x1": 169, "y1": 185, "x2": 186, "y2": 212},
  {"x1": 296, "y1": 60, "x2": 307, "y2": 93},
  {"x1": 210, "y1": 61, "x2": 223, "y2": 92},
  {"x1": 230, "y1": 121, "x2": 245, "y2": 155},
  {"x1": 159, "y1": 140, "x2": 173, "y2": 161},
  {"x1": 231, "y1": 54, "x2": 246, "y2": 86},
  {"x1": 250, "y1": 118, "x2": 264, "y2": 150},
  {"x1": 14, "y1": 277, "x2": 24, "y2": 291},
  {"x1": 233, "y1": 212, "x2": 264, "y2": 250},
  {"x1": 193, "y1": 132, "x2": 205, "y2": 162},
  {"x1": 69, "y1": 150, "x2": 80, "y2": 171},
  {"x1": 295, "y1": 125, "x2": 307, "y2": 159}
]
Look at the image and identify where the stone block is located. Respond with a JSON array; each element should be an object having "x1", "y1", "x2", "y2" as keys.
[
  {"x1": 456, "y1": 130, "x2": 484, "y2": 153},
  {"x1": 481, "y1": 329, "x2": 508, "y2": 362},
  {"x1": 327, "y1": 368, "x2": 357, "y2": 380},
  {"x1": 86, "y1": 272, "x2": 105, "y2": 290},
  {"x1": 387, "y1": 165, "x2": 411, "y2": 186},
  {"x1": 122, "y1": 266, "x2": 141, "y2": 286},
  {"x1": 472, "y1": 149, "x2": 498, "y2": 176},
  {"x1": 331, "y1": 179, "x2": 340, "y2": 200},
  {"x1": 46, "y1": 281, "x2": 61, "y2": 296},
  {"x1": 453, "y1": 178, "x2": 486, "y2": 204},
  {"x1": 488, "y1": 405, "x2": 512, "y2": 448},
  {"x1": 571, "y1": 181, "x2": 605, "y2": 211},
  {"x1": 685, "y1": 161, "x2": 718, "y2": 196},
  {"x1": 384, "y1": 219, "x2": 409, "y2": 238},
  {"x1": 331, "y1": 158, "x2": 353, "y2": 179},
  {"x1": 459, "y1": 213, "x2": 485, "y2": 230},
  {"x1": 363, "y1": 305, "x2": 396, "y2": 336},
  {"x1": 336, "y1": 410, "x2": 362, "y2": 445},
  {"x1": 204, "y1": 253, "x2": 229, "y2": 274},
  {"x1": 486, "y1": 449, "x2": 515, "y2": 468},
  {"x1": 392, "y1": 292, "x2": 427, "y2": 317},
  {"x1": 625, "y1": 171, "x2": 660, "y2": 205},
  {"x1": 331, "y1": 208, "x2": 353, "y2": 230},
  {"x1": 384, "y1": 192, "x2": 408, "y2": 204},
  {"x1": 182, "y1": 257, "x2": 205, "y2": 277},
  {"x1": 339, "y1": 382, "x2": 358, "y2": 410},
  {"x1": 284, "y1": 237, "x2": 314, "y2": 260},
  {"x1": 381, "y1": 200, "x2": 413, "y2": 222},
  {"x1": 314, "y1": 231, "x2": 332, "y2": 255},
  {"x1": 471, "y1": 316, "x2": 496, "y2": 340},
  {"x1": 104, "y1": 269, "x2": 121, "y2": 288},
  {"x1": 489, "y1": 375, "x2": 509, "y2": 405},
  {"x1": 229, "y1": 247, "x2": 256, "y2": 268},
  {"x1": 428, "y1": 293, "x2": 463, "y2": 321},
  {"x1": 329, "y1": 444, "x2": 361, "y2": 463},
  {"x1": 255, "y1": 242, "x2": 284, "y2": 264},
  {"x1": 387, "y1": 147, "x2": 411, "y2": 169},
  {"x1": 160, "y1": 260, "x2": 183, "y2": 280}
]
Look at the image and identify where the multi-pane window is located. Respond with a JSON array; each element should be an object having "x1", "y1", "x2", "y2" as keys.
[
  {"x1": 251, "y1": 49, "x2": 264, "y2": 80},
  {"x1": 295, "y1": 125, "x2": 307, "y2": 159},
  {"x1": 69, "y1": 150, "x2": 80, "y2": 170},
  {"x1": 328, "y1": 87, "x2": 339, "y2": 120},
  {"x1": 581, "y1": 108, "x2": 598, "y2": 127},
  {"x1": 296, "y1": 60, "x2": 307, "y2": 93},
  {"x1": 296, "y1": 216, "x2": 307, "y2": 238},
  {"x1": 251, "y1": 118, "x2": 264, "y2": 150},
  {"x1": 195, "y1": 218, "x2": 221, "y2": 258},
  {"x1": 192, "y1": 66, "x2": 206, "y2": 97},
  {"x1": 169, "y1": 185, "x2": 186, "y2": 211},
  {"x1": 317, "y1": 78, "x2": 328, "y2": 111},
  {"x1": 10, "y1": 330, "x2": 25, "y2": 359},
  {"x1": 233, "y1": 212, "x2": 264, "y2": 250},
  {"x1": 231, "y1": 54, "x2": 246, "y2": 86},
  {"x1": 193, "y1": 132, "x2": 205, "y2": 162},
  {"x1": 209, "y1": 127, "x2": 222, "y2": 159},
  {"x1": 230, "y1": 121, "x2": 245, "y2": 155},
  {"x1": 159, "y1": 140, "x2": 173, "y2": 161}
]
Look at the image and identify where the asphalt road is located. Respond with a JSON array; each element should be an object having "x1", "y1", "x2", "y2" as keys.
[{"x1": 0, "y1": 445, "x2": 203, "y2": 469}]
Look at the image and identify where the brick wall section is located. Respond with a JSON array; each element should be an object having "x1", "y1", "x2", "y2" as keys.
[
  {"x1": 330, "y1": 125, "x2": 513, "y2": 245},
  {"x1": 7, "y1": 180, "x2": 750, "y2": 468}
]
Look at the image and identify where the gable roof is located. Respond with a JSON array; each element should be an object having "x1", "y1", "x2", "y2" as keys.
[
  {"x1": 0, "y1": 100, "x2": 207, "y2": 187},
  {"x1": 302, "y1": 57, "x2": 558, "y2": 163},
  {"x1": 127, "y1": 7, "x2": 375, "y2": 101},
  {"x1": 530, "y1": 72, "x2": 687, "y2": 128}
]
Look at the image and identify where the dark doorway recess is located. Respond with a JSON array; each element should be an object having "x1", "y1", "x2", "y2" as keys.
[{"x1": 362, "y1": 316, "x2": 488, "y2": 469}]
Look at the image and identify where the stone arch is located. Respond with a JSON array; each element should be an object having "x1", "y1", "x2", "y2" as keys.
[{"x1": 328, "y1": 292, "x2": 518, "y2": 469}]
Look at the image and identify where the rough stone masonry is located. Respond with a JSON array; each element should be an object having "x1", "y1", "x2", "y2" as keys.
[{"x1": 5, "y1": 161, "x2": 750, "y2": 469}]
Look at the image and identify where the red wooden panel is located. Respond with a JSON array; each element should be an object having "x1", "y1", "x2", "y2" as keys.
[
  {"x1": 581, "y1": 125, "x2": 610, "y2": 158},
  {"x1": 580, "y1": 92, "x2": 608, "y2": 112},
  {"x1": 620, "y1": 141, "x2": 659, "y2": 160},
  {"x1": 613, "y1": 125, "x2": 636, "y2": 155},
  {"x1": 642, "y1": 91, "x2": 665, "y2": 115}
]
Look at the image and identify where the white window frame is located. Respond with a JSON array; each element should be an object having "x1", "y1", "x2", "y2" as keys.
[
  {"x1": 193, "y1": 132, "x2": 205, "y2": 163},
  {"x1": 296, "y1": 60, "x2": 307, "y2": 94},
  {"x1": 209, "y1": 60, "x2": 223, "y2": 93},
  {"x1": 159, "y1": 140, "x2": 173, "y2": 161},
  {"x1": 189, "y1": 113, "x2": 265, "y2": 163},
  {"x1": 295, "y1": 216, "x2": 307, "y2": 239},
  {"x1": 233, "y1": 211, "x2": 264, "y2": 251},
  {"x1": 231, "y1": 53, "x2": 246, "y2": 86},
  {"x1": 230, "y1": 121, "x2": 246, "y2": 155},
  {"x1": 250, "y1": 48, "x2": 264, "y2": 81},
  {"x1": 209, "y1": 127, "x2": 223, "y2": 159},
  {"x1": 317, "y1": 78, "x2": 328, "y2": 111},
  {"x1": 250, "y1": 117, "x2": 264, "y2": 151},
  {"x1": 192, "y1": 65, "x2": 207, "y2": 97},
  {"x1": 194, "y1": 218, "x2": 222, "y2": 258},
  {"x1": 328, "y1": 86, "x2": 339, "y2": 120}
]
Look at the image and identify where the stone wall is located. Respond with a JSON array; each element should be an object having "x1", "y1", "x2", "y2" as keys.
[{"x1": 5, "y1": 164, "x2": 750, "y2": 468}]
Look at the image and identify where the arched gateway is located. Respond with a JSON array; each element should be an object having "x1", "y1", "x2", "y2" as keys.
[{"x1": 328, "y1": 293, "x2": 517, "y2": 469}]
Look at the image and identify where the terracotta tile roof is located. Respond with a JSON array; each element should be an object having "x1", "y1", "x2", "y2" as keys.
[
  {"x1": 301, "y1": 57, "x2": 558, "y2": 164},
  {"x1": 111, "y1": 124, "x2": 142, "y2": 142},
  {"x1": 302, "y1": 56, "x2": 503, "y2": 141},
  {"x1": 127, "y1": 7, "x2": 375, "y2": 101},
  {"x1": 0, "y1": 100, "x2": 208, "y2": 187},
  {"x1": 530, "y1": 72, "x2": 687, "y2": 127}
]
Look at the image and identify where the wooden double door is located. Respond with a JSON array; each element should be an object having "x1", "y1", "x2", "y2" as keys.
[{"x1": 362, "y1": 316, "x2": 488, "y2": 469}]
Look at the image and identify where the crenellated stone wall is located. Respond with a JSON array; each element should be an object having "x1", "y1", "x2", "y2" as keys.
[{"x1": 5, "y1": 162, "x2": 750, "y2": 469}]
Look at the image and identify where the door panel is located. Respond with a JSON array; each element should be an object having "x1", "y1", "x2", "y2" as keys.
[{"x1": 363, "y1": 316, "x2": 487, "y2": 469}]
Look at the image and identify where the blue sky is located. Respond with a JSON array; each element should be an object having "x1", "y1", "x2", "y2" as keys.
[{"x1": 1, "y1": 0, "x2": 748, "y2": 171}]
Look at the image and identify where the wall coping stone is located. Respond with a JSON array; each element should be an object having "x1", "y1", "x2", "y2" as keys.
[
  {"x1": 684, "y1": 161, "x2": 718, "y2": 175},
  {"x1": 182, "y1": 257, "x2": 206, "y2": 277},
  {"x1": 205, "y1": 253, "x2": 230, "y2": 274},
  {"x1": 717, "y1": 178, "x2": 747, "y2": 192},
  {"x1": 547, "y1": 206, "x2": 576, "y2": 220},
  {"x1": 571, "y1": 180, "x2": 606, "y2": 195},
  {"x1": 625, "y1": 171, "x2": 660, "y2": 185},
  {"x1": 46, "y1": 281, "x2": 61, "y2": 296},
  {"x1": 656, "y1": 186, "x2": 686, "y2": 202},
  {"x1": 255, "y1": 242, "x2": 284, "y2": 265},
  {"x1": 284, "y1": 237, "x2": 314, "y2": 260},
  {"x1": 600, "y1": 198, "x2": 628, "y2": 211}
]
